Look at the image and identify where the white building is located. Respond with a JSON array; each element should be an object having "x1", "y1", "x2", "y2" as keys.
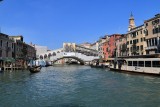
[{"x1": 34, "y1": 45, "x2": 48, "y2": 58}]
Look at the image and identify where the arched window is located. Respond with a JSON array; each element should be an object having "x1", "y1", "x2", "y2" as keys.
[
  {"x1": 40, "y1": 55, "x2": 43, "y2": 59},
  {"x1": 48, "y1": 53, "x2": 52, "y2": 58},
  {"x1": 52, "y1": 52, "x2": 56, "y2": 56},
  {"x1": 44, "y1": 54, "x2": 47, "y2": 59}
]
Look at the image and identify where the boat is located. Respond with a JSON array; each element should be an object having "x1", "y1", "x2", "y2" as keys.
[
  {"x1": 90, "y1": 64, "x2": 108, "y2": 68},
  {"x1": 109, "y1": 54, "x2": 160, "y2": 76},
  {"x1": 90, "y1": 58, "x2": 109, "y2": 68},
  {"x1": 29, "y1": 60, "x2": 42, "y2": 73},
  {"x1": 29, "y1": 66, "x2": 41, "y2": 73}
]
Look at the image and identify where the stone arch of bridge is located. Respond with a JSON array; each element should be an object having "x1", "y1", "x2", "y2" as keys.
[{"x1": 52, "y1": 56, "x2": 85, "y2": 65}]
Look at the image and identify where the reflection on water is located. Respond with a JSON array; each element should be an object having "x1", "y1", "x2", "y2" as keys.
[{"x1": 0, "y1": 65, "x2": 160, "y2": 107}]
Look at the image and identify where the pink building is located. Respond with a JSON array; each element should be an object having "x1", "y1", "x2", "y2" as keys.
[
  {"x1": 102, "y1": 40, "x2": 109, "y2": 60},
  {"x1": 108, "y1": 34, "x2": 121, "y2": 58}
]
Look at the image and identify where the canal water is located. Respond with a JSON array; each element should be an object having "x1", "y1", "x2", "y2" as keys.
[{"x1": 0, "y1": 65, "x2": 160, "y2": 107}]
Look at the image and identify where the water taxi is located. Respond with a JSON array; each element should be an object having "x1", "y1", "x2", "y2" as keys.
[{"x1": 109, "y1": 54, "x2": 160, "y2": 75}]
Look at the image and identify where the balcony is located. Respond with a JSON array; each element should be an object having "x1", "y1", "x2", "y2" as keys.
[{"x1": 145, "y1": 46, "x2": 157, "y2": 50}]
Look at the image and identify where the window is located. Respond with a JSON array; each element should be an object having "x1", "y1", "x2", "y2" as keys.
[
  {"x1": 133, "y1": 61, "x2": 137, "y2": 66},
  {"x1": 153, "y1": 29, "x2": 155, "y2": 34},
  {"x1": 144, "y1": 38, "x2": 146, "y2": 41},
  {"x1": 6, "y1": 51, "x2": 8, "y2": 57},
  {"x1": 137, "y1": 46, "x2": 139, "y2": 51},
  {"x1": 130, "y1": 40, "x2": 132, "y2": 44},
  {"x1": 145, "y1": 29, "x2": 148, "y2": 36},
  {"x1": 156, "y1": 28, "x2": 158, "y2": 33},
  {"x1": 140, "y1": 45, "x2": 143, "y2": 50},
  {"x1": 155, "y1": 38, "x2": 157, "y2": 46},
  {"x1": 12, "y1": 43, "x2": 14, "y2": 49},
  {"x1": 157, "y1": 19, "x2": 159, "y2": 23},
  {"x1": 137, "y1": 32, "x2": 138, "y2": 35},
  {"x1": 128, "y1": 61, "x2": 132, "y2": 66},
  {"x1": 133, "y1": 40, "x2": 136, "y2": 44},
  {"x1": 130, "y1": 47, "x2": 132, "y2": 52},
  {"x1": 152, "y1": 21, "x2": 155, "y2": 25},
  {"x1": 145, "y1": 23, "x2": 148, "y2": 26},
  {"x1": 141, "y1": 30, "x2": 143, "y2": 34},
  {"x1": 138, "y1": 61, "x2": 144, "y2": 67},
  {"x1": 0, "y1": 40, "x2": 2, "y2": 47},
  {"x1": 145, "y1": 61, "x2": 151, "y2": 67},
  {"x1": 7, "y1": 42, "x2": 8, "y2": 47},
  {"x1": 141, "y1": 38, "x2": 143, "y2": 42},
  {"x1": 153, "y1": 19, "x2": 160, "y2": 25},
  {"x1": 152, "y1": 61, "x2": 160, "y2": 67},
  {"x1": 0, "y1": 50, "x2": 2, "y2": 57},
  {"x1": 132, "y1": 32, "x2": 136, "y2": 38},
  {"x1": 149, "y1": 39, "x2": 151, "y2": 46},
  {"x1": 106, "y1": 48, "x2": 108, "y2": 52},
  {"x1": 136, "y1": 39, "x2": 139, "y2": 43},
  {"x1": 143, "y1": 30, "x2": 145, "y2": 34},
  {"x1": 152, "y1": 39, "x2": 155, "y2": 46}
]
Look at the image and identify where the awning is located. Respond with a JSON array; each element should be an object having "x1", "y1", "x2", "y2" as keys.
[{"x1": 2, "y1": 58, "x2": 15, "y2": 62}]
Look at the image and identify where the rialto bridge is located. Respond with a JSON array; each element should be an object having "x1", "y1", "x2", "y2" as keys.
[{"x1": 37, "y1": 43, "x2": 99, "y2": 65}]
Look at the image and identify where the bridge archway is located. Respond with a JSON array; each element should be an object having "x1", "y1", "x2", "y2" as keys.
[{"x1": 52, "y1": 56, "x2": 85, "y2": 65}]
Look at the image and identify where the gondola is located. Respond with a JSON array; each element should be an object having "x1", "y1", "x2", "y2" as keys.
[{"x1": 29, "y1": 66, "x2": 42, "y2": 73}]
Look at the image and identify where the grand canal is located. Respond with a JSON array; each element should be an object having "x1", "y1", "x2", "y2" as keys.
[{"x1": 0, "y1": 65, "x2": 160, "y2": 107}]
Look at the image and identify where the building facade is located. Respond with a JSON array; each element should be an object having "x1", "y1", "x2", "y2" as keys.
[
  {"x1": 90, "y1": 42, "x2": 99, "y2": 51},
  {"x1": 144, "y1": 14, "x2": 160, "y2": 54},
  {"x1": 0, "y1": 33, "x2": 14, "y2": 59},
  {"x1": 34, "y1": 45, "x2": 48, "y2": 58},
  {"x1": 116, "y1": 34, "x2": 127, "y2": 57},
  {"x1": 98, "y1": 36, "x2": 108, "y2": 59},
  {"x1": 108, "y1": 34, "x2": 121, "y2": 58},
  {"x1": 102, "y1": 36, "x2": 110, "y2": 60},
  {"x1": 127, "y1": 25, "x2": 147, "y2": 56},
  {"x1": 9, "y1": 36, "x2": 36, "y2": 67}
]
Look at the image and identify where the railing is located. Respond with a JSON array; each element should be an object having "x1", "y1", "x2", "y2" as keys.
[{"x1": 145, "y1": 46, "x2": 157, "y2": 50}]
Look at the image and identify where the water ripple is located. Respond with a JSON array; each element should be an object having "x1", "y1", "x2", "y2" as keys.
[{"x1": 0, "y1": 65, "x2": 160, "y2": 107}]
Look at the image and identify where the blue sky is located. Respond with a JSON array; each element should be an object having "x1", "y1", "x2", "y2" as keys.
[{"x1": 0, "y1": 0, "x2": 159, "y2": 49}]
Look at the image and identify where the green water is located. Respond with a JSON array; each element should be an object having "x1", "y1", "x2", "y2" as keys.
[{"x1": 0, "y1": 65, "x2": 160, "y2": 107}]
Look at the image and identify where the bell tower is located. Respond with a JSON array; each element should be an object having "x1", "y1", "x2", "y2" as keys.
[{"x1": 128, "y1": 12, "x2": 136, "y2": 31}]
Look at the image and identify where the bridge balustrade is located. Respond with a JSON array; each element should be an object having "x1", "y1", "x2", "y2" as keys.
[{"x1": 39, "y1": 48, "x2": 99, "y2": 63}]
